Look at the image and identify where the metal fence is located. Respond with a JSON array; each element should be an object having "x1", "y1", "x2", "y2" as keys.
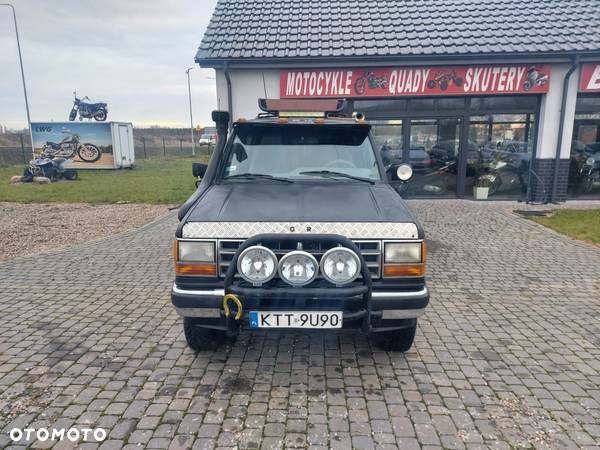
[
  {"x1": 0, "y1": 134, "x2": 213, "y2": 166},
  {"x1": 135, "y1": 137, "x2": 214, "y2": 159},
  {"x1": 0, "y1": 134, "x2": 31, "y2": 166}
]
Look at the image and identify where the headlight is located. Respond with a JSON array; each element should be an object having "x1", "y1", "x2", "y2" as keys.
[
  {"x1": 177, "y1": 241, "x2": 215, "y2": 262},
  {"x1": 586, "y1": 157, "x2": 595, "y2": 166},
  {"x1": 396, "y1": 164, "x2": 413, "y2": 181},
  {"x1": 237, "y1": 245, "x2": 277, "y2": 285},
  {"x1": 383, "y1": 241, "x2": 426, "y2": 277},
  {"x1": 278, "y1": 251, "x2": 319, "y2": 286},
  {"x1": 384, "y1": 242, "x2": 422, "y2": 263},
  {"x1": 175, "y1": 240, "x2": 216, "y2": 276},
  {"x1": 320, "y1": 247, "x2": 361, "y2": 285}
]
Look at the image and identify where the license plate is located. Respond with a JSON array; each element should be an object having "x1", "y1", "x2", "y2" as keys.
[{"x1": 249, "y1": 311, "x2": 342, "y2": 329}]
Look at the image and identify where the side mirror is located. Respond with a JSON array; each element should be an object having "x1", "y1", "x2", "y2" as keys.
[
  {"x1": 212, "y1": 110, "x2": 229, "y2": 127},
  {"x1": 192, "y1": 163, "x2": 208, "y2": 178},
  {"x1": 395, "y1": 164, "x2": 413, "y2": 182}
]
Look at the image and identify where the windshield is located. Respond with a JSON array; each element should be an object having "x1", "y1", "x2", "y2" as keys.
[{"x1": 221, "y1": 123, "x2": 381, "y2": 181}]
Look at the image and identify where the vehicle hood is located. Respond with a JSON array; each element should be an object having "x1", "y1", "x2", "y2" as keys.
[{"x1": 185, "y1": 182, "x2": 417, "y2": 223}]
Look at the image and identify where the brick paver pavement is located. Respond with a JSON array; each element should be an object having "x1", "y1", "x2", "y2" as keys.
[{"x1": 0, "y1": 200, "x2": 599, "y2": 449}]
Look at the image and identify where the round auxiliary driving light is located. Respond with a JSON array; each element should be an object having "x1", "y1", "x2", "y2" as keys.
[
  {"x1": 237, "y1": 245, "x2": 277, "y2": 285},
  {"x1": 396, "y1": 163, "x2": 413, "y2": 181},
  {"x1": 278, "y1": 251, "x2": 319, "y2": 287},
  {"x1": 320, "y1": 247, "x2": 361, "y2": 285}
]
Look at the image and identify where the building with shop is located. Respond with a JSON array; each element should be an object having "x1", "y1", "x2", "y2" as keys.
[{"x1": 195, "y1": 0, "x2": 600, "y2": 201}]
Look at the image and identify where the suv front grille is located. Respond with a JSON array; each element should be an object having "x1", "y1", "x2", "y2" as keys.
[{"x1": 218, "y1": 239, "x2": 381, "y2": 279}]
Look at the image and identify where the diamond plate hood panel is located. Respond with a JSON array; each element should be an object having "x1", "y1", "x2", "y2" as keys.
[
  {"x1": 182, "y1": 221, "x2": 418, "y2": 239},
  {"x1": 182, "y1": 183, "x2": 421, "y2": 238}
]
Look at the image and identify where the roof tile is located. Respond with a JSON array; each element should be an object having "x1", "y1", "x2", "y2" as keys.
[{"x1": 196, "y1": 0, "x2": 600, "y2": 63}]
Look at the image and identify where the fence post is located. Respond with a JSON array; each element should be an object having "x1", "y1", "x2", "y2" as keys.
[
  {"x1": 19, "y1": 134, "x2": 26, "y2": 164},
  {"x1": 179, "y1": 138, "x2": 183, "y2": 155},
  {"x1": 162, "y1": 136, "x2": 166, "y2": 158},
  {"x1": 142, "y1": 136, "x2": 147, "y2": 159}
]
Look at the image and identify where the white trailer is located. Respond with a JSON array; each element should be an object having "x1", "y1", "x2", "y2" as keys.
[{"x1": 31, "y1": 121, "x2": 135, "y2": 169}]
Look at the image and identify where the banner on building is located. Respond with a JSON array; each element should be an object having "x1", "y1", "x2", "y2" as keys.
[
  {"x1": 580, "y1": 63, "x2": 600, "y2": 92},
  {"x1": 280, "y1": 64, "x2": 551, "y2": 98}
]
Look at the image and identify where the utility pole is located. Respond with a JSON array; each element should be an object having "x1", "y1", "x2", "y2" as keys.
[
  {"x1": 186, "y1": 67, "x2": 196, "y2": 156},
  {"x1": 1, "y1": 3, "x2": 33, "y2": 154}
]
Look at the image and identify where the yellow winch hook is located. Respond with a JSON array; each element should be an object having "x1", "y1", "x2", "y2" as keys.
[{"x1": 223, "y1": 293, "x2": 243, "y2": 321}]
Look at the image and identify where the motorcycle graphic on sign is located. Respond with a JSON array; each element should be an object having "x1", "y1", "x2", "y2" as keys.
[
  {"x1": 523, "y1": 67, "x2": 548, "y2": 91},
  {"x1": 427, "y1": 70, "x2": 463, "y2": 91},
  {"x1": 354, "y1": 71, "x2": 389, "y2": 95}
]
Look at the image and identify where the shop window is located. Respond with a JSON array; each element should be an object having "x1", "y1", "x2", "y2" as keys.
[
  {"x1": 436, "y1": 98, "x2": 466, "y2": 110},
  {"x1": 404, "y1": 118, "x2": 460, "y2": 198},
  {"x1": 470, "y1": 96, "x2": 538, "y2": 113},
  {"x1": 568, "y1": 109, "x2": 600, "y2": 198},
  {"x1": 370, "y1": 120, "x2": 404, "y2": 166},
  {"x1": 353, "y1": 99, "x2": 407, "y2": 118},
  {"x1": 466, "y1": 113, "x2": 535, "y2": 199},
  {"x1": 575, "y1": 94, "x2": 600, "y2": 111},
  {"x1": 408, "y1": 98, "x2": 436, "y2": 112}
]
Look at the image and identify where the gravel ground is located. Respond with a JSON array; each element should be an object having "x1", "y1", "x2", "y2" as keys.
[{"x1": 0, "y1": 202, "x2": 173, "y2": 261}]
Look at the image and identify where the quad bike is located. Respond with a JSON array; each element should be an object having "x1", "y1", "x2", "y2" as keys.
[
  {"x1": 523, "y1": 67, "x2": 548, "y2": 91},
  {"x1": 354, "y1": 71, "x2": 389, "y2": 95},
  {"x1": 427, "y1": 70, "x2": 463, "y2": 91},
  {"x1": 69, "y1": 91, "x2": 108, "y2": 121},
  {"x1": 42, "y1": 129, "x2": 102, "y2": 163},
  {"x1": 22, "y1": 157, "x2": 78, "y2": 182}
]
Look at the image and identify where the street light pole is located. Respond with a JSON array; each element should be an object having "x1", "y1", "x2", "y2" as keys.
[
  {"x1": 1, "y1": 3, "x2": 33, "y2": 152},
  {"x1": 186, "y1": 67, "x2": 196, "y2": 156}
]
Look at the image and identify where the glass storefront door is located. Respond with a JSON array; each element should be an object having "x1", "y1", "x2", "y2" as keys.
[
  {"x1": 405, "y1": 118, "x2": 460, "y2": 197},
  {"x1": 466, "y1": 114, "x2": 535, "y2": 198}
]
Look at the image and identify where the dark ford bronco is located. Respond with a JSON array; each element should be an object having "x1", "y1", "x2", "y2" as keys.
[{"x1": 172, "y1": 100, "x2": 429, "y2": 352}]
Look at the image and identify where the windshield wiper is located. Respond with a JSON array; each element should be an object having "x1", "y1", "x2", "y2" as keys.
[
  {"x1": 299, "y1": 170, "x2": 375, "y2": 184},
  {"x1": 223, "y1": 173, "x2": 294, "y2": 183}
]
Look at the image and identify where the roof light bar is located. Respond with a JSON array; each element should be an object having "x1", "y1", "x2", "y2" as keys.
[{"x1": 258, "y1": 98, "x2": 346, "y2": 118}]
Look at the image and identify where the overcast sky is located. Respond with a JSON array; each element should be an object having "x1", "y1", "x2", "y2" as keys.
[{"x1": 0, "y1": 0, "x2": 219, "y2": 130}]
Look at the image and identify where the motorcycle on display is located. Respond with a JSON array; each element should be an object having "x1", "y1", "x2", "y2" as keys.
[
  {"x1": 427, "y1": 70, "x2": 463, "y2": 91},
  {"x1": 22, "y1": 157, "x2": 78, "y2": 182},
  {"x1": 69, "y1": 92, "x2": 108, "y2": 121},
  {"x1": 354, "y1": 71, "x2": 388, "y2": 95},
  {"x1": 42, "y1": 130, "x2": 102, "y2": 163},
  {"x1": 523, "y1": 67, "x2": 548, "y2": 90},
  {"x1": 579, "y1": 156, "x2": 600, "y2": 193}
]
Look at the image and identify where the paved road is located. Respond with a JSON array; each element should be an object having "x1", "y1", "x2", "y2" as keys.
[{"x1": 0, "y1": 201, "x2": 599, "y2": 449}]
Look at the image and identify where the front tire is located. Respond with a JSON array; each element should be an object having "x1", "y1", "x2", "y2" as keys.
[
  {"x1": 94, "y1": 109, "x2": 107, "y2": 121},
  {"x1": 78, "y1": 144, "x2": 101, "y2": 163},
  {"x1": 183, "y1": 317, "x2": 227, "y2": 351},
  {"x1": 373, "y1": 320, "x2": 417, "y2": 352}
]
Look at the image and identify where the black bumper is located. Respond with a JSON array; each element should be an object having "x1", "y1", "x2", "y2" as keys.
[{"x1": 171, "y1": 283, "x2": 429, "y2": 332}]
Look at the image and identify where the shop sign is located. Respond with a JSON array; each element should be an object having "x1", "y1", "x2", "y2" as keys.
[
  {"x1": 280, "y1": 64, "x2": 551, "y2": 98},
  {"x1": 580, "y1": 63, "x2": 600, "y2": 92}
]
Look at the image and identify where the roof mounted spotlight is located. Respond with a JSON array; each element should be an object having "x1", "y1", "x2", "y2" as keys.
[{"x1": 353, "y1": 112, "x2": 365, "y2": 120}]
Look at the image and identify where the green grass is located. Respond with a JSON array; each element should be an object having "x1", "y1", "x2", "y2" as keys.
[
  {"x1": 531, "y1": 209, "x2": 600, "y2": 245},
  {"x1": 0, "y1": 156, "x2": 206, "y2": 204}
]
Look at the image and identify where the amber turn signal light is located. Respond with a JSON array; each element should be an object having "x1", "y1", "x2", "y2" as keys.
[
  {"x1": 383, "y1": 264, "x2": 425, "y2": 277},
  {"x1": 175, "y1": 263, "x2": 217, "y2": 276}
]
